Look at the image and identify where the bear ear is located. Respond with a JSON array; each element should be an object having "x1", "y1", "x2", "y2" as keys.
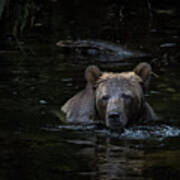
[
  {"x1": 134, "y1": 62, "x2": 152, "y2": 88},
  {"x1": 85, "y1": 65, "x2": 102, "y2": 85}
]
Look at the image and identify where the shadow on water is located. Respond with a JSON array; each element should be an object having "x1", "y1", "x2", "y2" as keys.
[{"x1": 0, "y1": 1, "x2": 180, "y2": 180}]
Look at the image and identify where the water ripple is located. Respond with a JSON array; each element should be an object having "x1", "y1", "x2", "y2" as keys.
[
  {"x1": 121, "y1": 125, "x2": 180, "y2": 140},
  {"x1": 44, "y1": 124, "x2": 180, "y2": 140}
]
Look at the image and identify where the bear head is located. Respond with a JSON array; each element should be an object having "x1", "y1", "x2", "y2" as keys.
[{"x1": 85, "y1": 63, "x2": 152, "y2": 130}]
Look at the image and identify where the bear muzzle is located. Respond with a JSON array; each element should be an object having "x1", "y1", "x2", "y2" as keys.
[{"x1": 107, "y1": 111, "x2": 127, "y2": 130}]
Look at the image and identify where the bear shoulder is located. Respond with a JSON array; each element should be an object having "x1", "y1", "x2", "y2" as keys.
[{"x1": 61, "y1": 83, "x2": 95, "y2": 124}]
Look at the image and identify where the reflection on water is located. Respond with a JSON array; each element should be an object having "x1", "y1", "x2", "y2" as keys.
[{"x1": 42, "y1": 124, "x2": 180, "y2": 180}]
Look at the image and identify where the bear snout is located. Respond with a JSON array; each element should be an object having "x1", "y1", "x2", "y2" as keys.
[
  {"x1": 107, "y1": 111, "x2": 126, "y2": 130},
  {"x1": 108, "y1": 111, "x2": 121, "y2": 122}
]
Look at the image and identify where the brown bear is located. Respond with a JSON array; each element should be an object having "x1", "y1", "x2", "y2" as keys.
[{"x1": 61, "y1": 63, "x2": 157, "y2": 131}]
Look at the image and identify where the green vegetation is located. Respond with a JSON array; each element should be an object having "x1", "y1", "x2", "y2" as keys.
[{"x1": 0, "y1": 0, "x2": 6, "y2": 19}]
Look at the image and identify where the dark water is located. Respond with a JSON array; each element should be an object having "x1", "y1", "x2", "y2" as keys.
[{"x1": 1, "y1": 1, "x2": 180, "y2": 180}]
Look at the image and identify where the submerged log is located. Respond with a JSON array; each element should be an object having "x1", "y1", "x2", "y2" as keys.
[{"x1": 56, "y1": 40, "x2": 150, "y2": 62}]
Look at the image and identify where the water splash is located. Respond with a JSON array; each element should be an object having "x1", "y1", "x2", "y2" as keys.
[{"x1": 121, "y1": 125, "x2": 180, "y2": 140}]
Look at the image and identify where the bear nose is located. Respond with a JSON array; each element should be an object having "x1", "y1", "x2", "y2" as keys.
[{"x1": 108, "y1": 112, "x2": 121, "y2": 121}]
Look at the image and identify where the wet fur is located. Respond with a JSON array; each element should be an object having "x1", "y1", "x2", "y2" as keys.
[{"x1": 61, "y1": 63, "x2": 157, "y2": 127}]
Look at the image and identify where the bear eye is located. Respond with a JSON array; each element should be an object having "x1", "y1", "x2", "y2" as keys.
[
  {"x1": 121, "y1": 93, "x2": 132, "y2": 100},
  {"x1": 101, "y1": 95, "x2": 110, "y2": 101}
]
